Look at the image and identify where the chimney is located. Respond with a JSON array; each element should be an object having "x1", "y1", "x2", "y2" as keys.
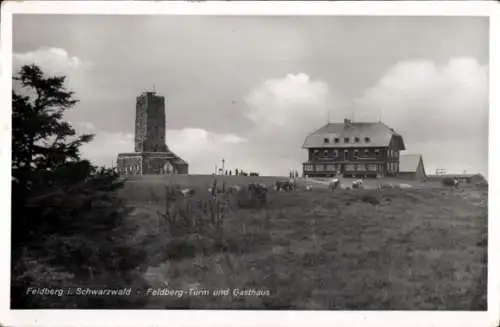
[{"x1": 344, "y1": 118, "x2": 351, "y2": 127}]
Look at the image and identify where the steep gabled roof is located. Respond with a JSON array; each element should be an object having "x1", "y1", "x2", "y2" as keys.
[
  {"x1": 170, "y1": 151, "x2": 188, "y2": 165},
  {"x1": 399, "y1": 154, "x2": 423, "y2": 173},
  {"x1": 303, "y1": 121, "x2": 405, "y2": 149}
]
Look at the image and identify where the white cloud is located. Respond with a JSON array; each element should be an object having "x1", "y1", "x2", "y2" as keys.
[
  {"x1": 352, "y1": 57, "x2": 488, "y2": 177},
  {"x1": 13, "y1": 47, "x2": 92, "y2": 75},
  {"x1": 12, "y1": 47, "x2": 94, "y2": 105},
  {"x1": 78, "y1": 131, "x2": 134, "y2": 167},
  {"x1": 77, "y1": 127, "x2": 247, "y2": 173},
  {"x1": 244, "y1": 73, "x2": 338, "y2": 133},
  {"x1": 239, "y1": 73, "x2": 341, "y2": 174},
  {"x1": 409, "y1": 140, "x2": 488, "y2": 177},
  {"x1": 39, "y1": 59, "x2": 489, "y2": 178},
  {"x1": 167, "y1": 128, "x2": 248, "y2": 173},
  {"x1": 354, "y1": 58, "x2": 488, "y2": 141}
]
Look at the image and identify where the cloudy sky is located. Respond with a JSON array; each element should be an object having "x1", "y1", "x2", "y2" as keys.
[{"x1": 12, "y1": 15, "x2": 489, "y2": 177}]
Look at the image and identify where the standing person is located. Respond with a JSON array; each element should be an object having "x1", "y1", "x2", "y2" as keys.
[{"x1": 235, "y1": 168, "x2": 239, "y2": 176}]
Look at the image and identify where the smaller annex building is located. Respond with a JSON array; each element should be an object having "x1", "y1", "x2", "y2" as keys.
[{"x1": 398, "y1": 154, "x2": 427, "y2": 180}]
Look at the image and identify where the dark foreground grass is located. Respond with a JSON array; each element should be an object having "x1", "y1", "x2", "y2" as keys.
[{"x1": 120, "y1": 178, "x2": 487, "y2": 310}]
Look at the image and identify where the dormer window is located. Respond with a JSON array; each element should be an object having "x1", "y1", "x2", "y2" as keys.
[
  {"x1": 334, "y1": 138, "x2": 340, "y2": 144},
  {"x1": 344, "y1": 137, "x2": 349, "y2": 143},
  {"x1": 313, "y1": 150, "x2": 319, "y2": 155},
  {"x1": 323, "y1": 137, "x2": 330, "y2": 144},
  {"x1": 333, "y1": 150, "x2": 339, "y2": 157},
  {"x1": 354, "y1": 137, "x2": 360, "y2": 143},
  {"x1": 375, "y1": 149, "x2": 380, "y2": 155},
  {"x1": 324, "y1": 150, "x2": 329, "y2": 156},
  {"x1": 365, "y1": 137, "x2": 371, "y2": 143},
  {"x1": 364, "y1": 149, "x2": 369, "y2": 156}
]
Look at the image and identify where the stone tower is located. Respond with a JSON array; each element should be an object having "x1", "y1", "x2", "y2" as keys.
[
  {"x1": 116, "y1": 91, "x2": 189, "y2": 176},
  {"x1": 134, "y1": 92, "x2": 168, "y2": 153}
]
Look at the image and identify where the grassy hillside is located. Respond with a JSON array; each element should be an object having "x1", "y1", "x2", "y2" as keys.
[
  {"x1": 120, "y1": 174, "x2": 284, "y2": 202},
  {"x1": 119, "y1": 175, "x2": 487, "y2": 310}
]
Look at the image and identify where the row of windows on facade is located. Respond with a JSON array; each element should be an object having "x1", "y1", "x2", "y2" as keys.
[
  {"x1": 312, "y1": 148, "x2": 399, "y2": 158},
  {"x1": 120, "y1": 165, "x2": 175, "y2": 174},
  {"x1": 324, "y1": 136, "x2": 371, "y2": 144},
  {"x1": 304, "y1": 163, "x2": 400, "y2": 172}
]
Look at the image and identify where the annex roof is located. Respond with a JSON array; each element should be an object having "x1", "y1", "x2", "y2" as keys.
[
  {"x1": 303, "y1": 120, "x2": 404, "y2": 149},
  {"x1": 399, "y1": 154, "x2": 423, "y2": 172}
]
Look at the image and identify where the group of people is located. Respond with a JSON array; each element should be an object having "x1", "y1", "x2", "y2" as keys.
[{"x1": 217, "y1": 168, "x2": 260, "y2": 177}]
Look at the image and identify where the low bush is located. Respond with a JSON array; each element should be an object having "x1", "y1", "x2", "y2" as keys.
[
  {"x1": 236, "y1": 187, "x2": 268, "y2": 209},
  {"x1": 159, "y1": 186, "x2": 227, "y2": 237},
  {"x1": 360, "y1": 194, "x2": 380, "y2": 206},
  {"x1": 442, "y1": 177, "x2": 456, "y2": 187}
]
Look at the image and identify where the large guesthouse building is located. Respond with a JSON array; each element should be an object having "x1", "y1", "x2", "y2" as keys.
[{"x1": 302, "y1": 119, "x2": 406, "y2": 178}]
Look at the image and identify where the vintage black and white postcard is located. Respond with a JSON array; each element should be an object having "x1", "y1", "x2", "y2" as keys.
[{"x1": 0, "y1": 1, "x2": 498, "y2": 327}]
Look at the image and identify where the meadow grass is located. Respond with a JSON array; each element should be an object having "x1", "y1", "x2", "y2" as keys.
[{"x1": 120, "y1": 177, "x2": 488, "y2": 310}]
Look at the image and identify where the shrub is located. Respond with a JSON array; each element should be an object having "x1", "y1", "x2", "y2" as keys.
[
  {"x1": 236, "y1": 186, "x2": 268, "y2": 209},
  {"x1": 360, "y1": 194, "x2": 380, "y2": 206},
  {"x1": 149, "y1": 186, "x2": 231, "y2": 261},
  {"x1": 160, "y1": 186, "x2": 227, "y2": 237},
  {"x1": 442, "y1": 177, "x2": 456, "y2": 187}
]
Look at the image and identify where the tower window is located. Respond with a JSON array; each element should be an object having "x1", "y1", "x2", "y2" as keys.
[
  {"x1": 323, "y1": 137, "x2": 330, "y2": 144},
  {"x1": 344, "y1": 137, "x2": 349, "y2": 143},
  {"x1": 354, "y1": 137, "x2": 360, "y2": 143},
  {"x1": 365, "y1": 137, "x2": 371, "y2": 143},
  {"x1": 334, "y1": 138, "x2": 340, "y2": 143}
]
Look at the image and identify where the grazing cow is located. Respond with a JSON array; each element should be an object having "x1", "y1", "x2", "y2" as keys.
[
  {"x1": 275, "y1": 180, "x2": 290, "y2": 192},
  {"x1": 257, "y1": 183, "x2": 268, "y2": 191},
  {"x1": 329, "y1": 178, "x2": 340, "y2": 190},
  {"x1": 352, "y1": 179, "x2": 364, "y2": 189},
  {"x1": 453, "y1": 178, "x2": 461, "y2": 189},
  {"x1": 248, "y1": 183, "x2": 269, "y2": 195},
  {"x1": 340, "y1": 183, "x2": 351, "y2": 190},
  {"x1": 180, "y1": 188, "x2": 195, "y2": 197},
  {"x1": 399, "y1": 183, "x2": 412, "y2": 189},
  {"x1": 305, "y1": 185, "x2": 312, "y2": 191},
  {"x1": 277, "y1": 179, "x2": 294, "y2": 191},
  {"x1": 377, "y1": 182, "x2": 394, "y2": 191}
]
